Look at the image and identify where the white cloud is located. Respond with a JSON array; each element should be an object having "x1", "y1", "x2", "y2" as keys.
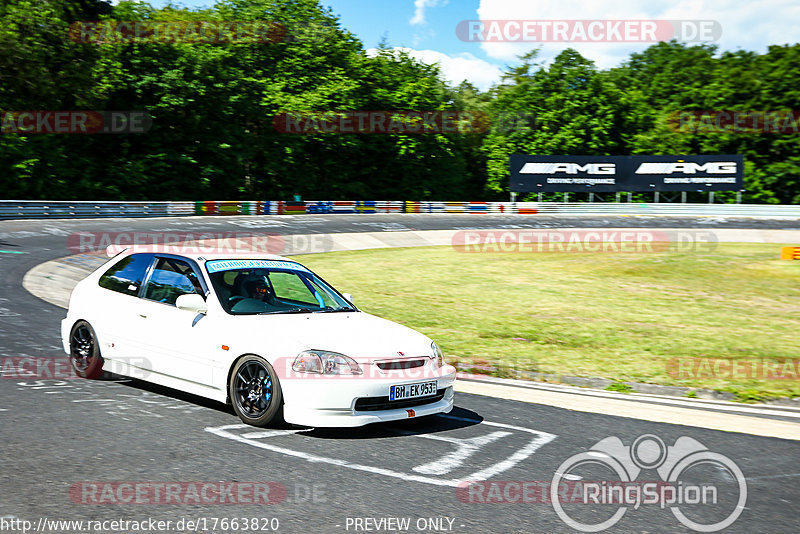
[
  {"x1": 412, "y1": 27, "x2": 437, "y2": 47},
  {"x1": 368, "y1": 47, "x2": 503, "y2": 91},
  {"x1": 474, "y1": 0, "x2": 800, "y2": 69},
  {"x1": 410, "y1": 0, "x2": 447, "y2": 26}
]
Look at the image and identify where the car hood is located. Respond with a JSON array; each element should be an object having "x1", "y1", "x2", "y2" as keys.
[{"x1": 220, "y1": 311, "x2": 434, "y2": 359}]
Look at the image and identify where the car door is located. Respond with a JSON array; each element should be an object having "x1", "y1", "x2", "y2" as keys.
[
  {"x1": 92, "y1": 253, "x2": 156, "y2": 370},
  {"x1": 136, "y1": 256, "x2": 214, "y2": 386}
]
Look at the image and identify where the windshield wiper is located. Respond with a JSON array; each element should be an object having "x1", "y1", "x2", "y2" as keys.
[
  {"x1": 257, "y1": 307, "x2": 355, "y2": 315},
  {"x1": 258, "y1": 308, "x2": 315, "y2": 315}
]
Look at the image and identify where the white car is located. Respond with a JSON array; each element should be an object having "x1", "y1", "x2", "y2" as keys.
[{"x1": 61, "y1": 251, "x2": 456, "y2": 427}]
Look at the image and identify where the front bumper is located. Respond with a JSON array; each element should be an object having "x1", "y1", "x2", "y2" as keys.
[
  {"x1": 281, "y1": 364, "x2": 457, "y2": 427},
  {"x1": 283, "y1": 386, "x2": 454, "y2": 427}
]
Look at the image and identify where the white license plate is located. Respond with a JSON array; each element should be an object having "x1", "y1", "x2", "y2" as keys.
[{"x1": 390, "y1": 381, "x2": 438, "y2": 401}]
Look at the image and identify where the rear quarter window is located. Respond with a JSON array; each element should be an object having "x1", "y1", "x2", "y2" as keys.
[{"x1": 98, "y1": 254, "x2": 152, "y2": 296}]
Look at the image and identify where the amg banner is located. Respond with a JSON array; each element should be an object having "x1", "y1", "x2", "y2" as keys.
[
  {"x1": 509, "y1": 154, "x2": 744, "y2": 192},
  {"x1": 630, "y1": 155, "x2": 743, "y2": 192}
]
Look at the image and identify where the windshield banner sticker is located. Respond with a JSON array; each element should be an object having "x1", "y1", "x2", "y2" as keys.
[{"x1": 205, "y1": 259, "x2": 310, "y2": 273}]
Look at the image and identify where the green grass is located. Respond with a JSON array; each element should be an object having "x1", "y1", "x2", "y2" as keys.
[
  {"x1": 293, "y1": 244, "x2": 800, "y2": 400},
  {"x1": 605, "y1": 382, "x2": 634, "y2": 394}
]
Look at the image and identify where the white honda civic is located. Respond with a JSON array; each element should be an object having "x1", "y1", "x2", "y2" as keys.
[{"x1": 61, "y1": 251, "x2": 456, "y2": 427}]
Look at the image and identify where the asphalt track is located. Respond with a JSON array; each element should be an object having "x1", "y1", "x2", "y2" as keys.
[{"x1": 1, "y1": 214, "x2": 800, "y2": 534}]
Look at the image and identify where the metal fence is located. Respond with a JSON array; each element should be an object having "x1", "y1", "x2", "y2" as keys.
[
  {"x1": 0, "y1": 201, "x2": 193, "y2": 219},
  {"x1": 1, "y1": 199, "x2": 799, "y2": 220}
]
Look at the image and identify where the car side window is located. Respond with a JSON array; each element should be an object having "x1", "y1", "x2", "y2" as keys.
[
  {"x1": 143, "y1": 258, "x2": 203, "y2": 306},
  {"x1": 98, "y1": 254, "x2": 152, "y2": 296}
]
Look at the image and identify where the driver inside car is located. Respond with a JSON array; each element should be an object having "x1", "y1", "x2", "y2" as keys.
[
  {"x1": 245, "y1": 277, "x2": 275, "y2": 304},
  {"x1": 229, "y1": 275, "x2": 277, "y2": 313}
]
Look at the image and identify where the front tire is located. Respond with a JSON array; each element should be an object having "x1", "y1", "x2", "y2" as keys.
[
  {"x1": 69, "y1": 321, "x2": 104, "y2": 379},
  {"x1": 229, "y1": 355, "x2": 283, "y2": 427}
]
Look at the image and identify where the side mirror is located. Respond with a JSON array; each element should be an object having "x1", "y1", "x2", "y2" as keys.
[
  {"x1": 176, "y1": 294, "x2": 208, "y2": 314},
  {"x1": 342, "y1": 293, "x2": 354, "y2": 304}
]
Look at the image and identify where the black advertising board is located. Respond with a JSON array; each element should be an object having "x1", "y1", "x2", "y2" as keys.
[
  {"x1": 509, "y1": 155, "x2": 623, "y2": 193},
  {"x1": 509, "y1": 154, "x2": 744, "y2": 192},
  {"x1": 628, "y1": 154, "x2": 743, "y2": 192}
]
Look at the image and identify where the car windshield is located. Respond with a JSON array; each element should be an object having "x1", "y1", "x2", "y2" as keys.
[{"x1": 204, "y1": 259, "x2": 356, "y2": 315}]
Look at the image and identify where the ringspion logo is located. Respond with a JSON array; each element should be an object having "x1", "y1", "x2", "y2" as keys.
[
  {"x1": 458, "y1": 480, "x2": 695, "y2": 505},
  {"x1": 551, "y1": 434, "x2": 746, "y2": 531}
]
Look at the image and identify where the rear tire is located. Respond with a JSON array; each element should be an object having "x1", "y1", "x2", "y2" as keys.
[
  {"x1": 229, "y1": 355, "x2": 283, "y2": 427},
  {"x1": 69, "y1": 321, "x2": 104, "y2": 379}
]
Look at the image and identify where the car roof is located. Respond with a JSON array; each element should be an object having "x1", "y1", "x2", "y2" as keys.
[
  {"x1": 177, "y1": 252, "x2": 296, "y2": 262},
  {"x1": 109, "y1": 247, "x2": 296, "y2": 264}
]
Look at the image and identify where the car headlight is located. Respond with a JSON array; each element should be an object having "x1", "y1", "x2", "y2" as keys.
[
  {"x1": 292, "y1": 350, "x2": 362, "y2": 375},
  {"x1": 432, "y1": 342, "x2": 445, "y2": 368}
]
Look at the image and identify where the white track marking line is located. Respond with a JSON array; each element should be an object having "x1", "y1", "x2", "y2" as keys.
[
  {"x1": 461, "y1": 377, "x2": 800, "y2": 419},
  {"x1": 206, "y1": 419, "x2": 556, "y2": 487},
  {"x1": 241, "y1": 429, "x2": 305, "y2": 439},
  {"x1": 456, "y1": 381, "x2": 800, "y2": 441},
  {"x1": 411, "y1": 431, "x2": 512, "y2": 475}
]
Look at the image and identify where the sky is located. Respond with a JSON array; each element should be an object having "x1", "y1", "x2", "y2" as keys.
[{"x1": 138, "y1": 0, "x2": 799, "y2": 91}]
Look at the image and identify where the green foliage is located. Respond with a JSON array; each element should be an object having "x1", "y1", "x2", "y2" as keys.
[
  {"x1": 605, "y1": 382, "x2": 634, "y2": 394},
  {"x1": 483, "y1": 49, "x2": 630, "y2": 197},
  {"x1": 485, "y1": 41, "x2": 800, "y2": 203},
  {"x1": 726, "y1": 388, "x2": 770, "y2": 404},
  {"x1": 0, "y1": 1, "x2": 798, "y2": 202}
]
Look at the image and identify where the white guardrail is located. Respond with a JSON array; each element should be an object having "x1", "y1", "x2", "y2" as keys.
[
  {"x1": 1, "y1": 200, "x2": 800, "y2": 219},
  {"x1": 0, "y1": 201, "x2": 195, "y2": 219}
]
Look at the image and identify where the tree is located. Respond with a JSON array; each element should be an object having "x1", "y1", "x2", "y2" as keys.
[{"x1": 483, "y1": 49, "x2": 628, "y2": 198}]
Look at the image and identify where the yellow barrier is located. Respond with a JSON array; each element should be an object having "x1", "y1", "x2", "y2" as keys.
[{"x1": 780, "y1": 246, "x2": 800, "y2": 260}]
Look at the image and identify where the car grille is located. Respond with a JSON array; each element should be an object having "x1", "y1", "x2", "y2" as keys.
[
  {"x1": 376, "y1": 358, "x2": 427, "y2": 371},
  {"x1": 354, "y1": 389, "x2": 446, "y2": 412}
]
